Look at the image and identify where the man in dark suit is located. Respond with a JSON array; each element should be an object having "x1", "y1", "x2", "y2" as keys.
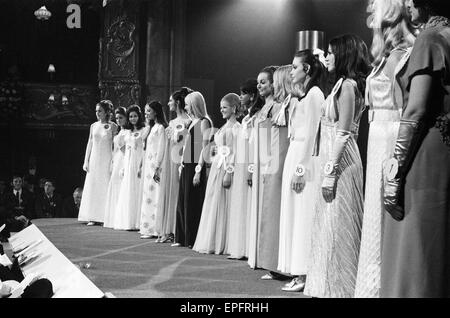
[
  {"x1": 1, "y1": 175, "x2": 33, "y2": 241},
  {"x1": 60, "y1": 187, "x2": 82, "y2": 218},
  {"x1": 35, "y1": 179, "x2": 62, "y2": 219}
]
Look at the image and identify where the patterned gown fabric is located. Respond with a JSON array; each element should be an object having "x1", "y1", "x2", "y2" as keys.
[
  {"x1": 78, "y1": 122, "x2": 113, "y2": 223},
  {"x1": 354, "y1": 50, "x2": 409, "y2": 298},
  {"x1": 304, "y1": 79, "x2": 365, "y2": 298},
  {"x1": 103, "y1": 129, "x2": 127, "y2": 228},
  {"x1": 113, "y1": 128, "x2": 145, "y2": 230},
  {"x1": 140, "y1": 123, "x2": 167, "y2": 236}
]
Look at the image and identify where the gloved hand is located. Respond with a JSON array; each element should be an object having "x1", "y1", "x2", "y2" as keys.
[
  {"x1": 321, "y1": 175, "x2": 337, "y2": 203},
  {"x1": 383, "y1": 119, "x2": 420, "y2": 220}
]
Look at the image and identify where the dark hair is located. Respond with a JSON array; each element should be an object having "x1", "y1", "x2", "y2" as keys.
[
  {"x1": 12, "y1": 174, "x2": 22, "y2": 181},
  {"x1": 96, "y1": 100, "x2": 113, "y2": 120},
  {"x1": 114, "y1": 107, "x2": 127, "y2": 131},
  {"x1": 259, "y1": 65, "x2": 279, "y2": 84},
  {"x1": 239, "y1": 78, "x2": 264, "y2": 118},
  {"x1": 125, "y1": 105, "x2": 145, "y2": 130},
  {"x1": 44, "y1": 179, "x2": 56, "y2": 188},
  {"x1": 294, "y1": 49, "x2": 330, "y2": 97},
  {"x1": 329, "y1": 34, "x2": 371, "y2": 95},
  {"x1": 147, "y1": 101, "x2": 168, "y2": 128},
  {"x1": 413, "y1": 0, "x2": 450, "y2": 17},
  {"x1": 172, "y1": 86, "x2": 194, "y2": 113}
]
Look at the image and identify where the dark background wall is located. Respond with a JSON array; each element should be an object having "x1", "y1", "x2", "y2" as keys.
[
  {"x1": 184, "y1": 0, "x2": 371, "y2": 126},
  {"x1": 0, "y1": 0, "x2": 371, "y2": 198}
]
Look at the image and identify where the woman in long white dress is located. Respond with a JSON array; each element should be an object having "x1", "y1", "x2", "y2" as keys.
[
  {"x1": 156, "y1": 88, "x2": 192, "y2": 243},
  {"x1": 140, "y1": 101, "x2": 168, "y2": 239},
  {"x1": 227, "y1": 79, "x2": 263, "y2": 259},
  {"x1": 277, "y1": 50, "x2": 325, "y2": 292},
  {"x1": 193, "y1": 93, "x2": 241, "y2": 254},
  {"x1": 78, "y1": 100, "x2": 117, "y2": 226},
  {"x1": 113, "y1": 105, "x2": 147, "y2": 231},
  {"x1": 103, "y1": 107, "x2": 128, "y2": 228},
  {"x1": 355, "y1": 0, "x2": 415, "y2": 298}
]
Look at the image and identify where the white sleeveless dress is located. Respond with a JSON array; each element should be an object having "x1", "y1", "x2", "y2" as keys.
[{"x1": 78, "y1": 121, "x2": 114, "y2": 223}]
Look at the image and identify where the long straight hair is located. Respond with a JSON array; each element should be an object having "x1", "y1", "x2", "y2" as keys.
[
  {"x1": 148, "y1": 101, "x2": 168, "y2": 128},
  {"x1": 240, "y1": 78, "x2": 264, "y2": 118},
  {"x1": 329, "y1": 34, "x2": 371, "y2": 95}
]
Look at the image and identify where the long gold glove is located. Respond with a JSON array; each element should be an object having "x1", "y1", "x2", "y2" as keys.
[{"x1": 383, "y1": 119, "x2": 420, "y2": 220}]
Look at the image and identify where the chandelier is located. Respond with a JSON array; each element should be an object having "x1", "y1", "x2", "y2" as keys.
[{"x1": 34, "y1": 6, "x2": 52, "y2": 20}]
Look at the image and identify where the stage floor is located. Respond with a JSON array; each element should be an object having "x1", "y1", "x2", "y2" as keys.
[{"x1": 7, "y1": 218, "x2": 306, "y2": 298}]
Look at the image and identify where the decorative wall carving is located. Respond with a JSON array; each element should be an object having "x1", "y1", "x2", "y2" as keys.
[
  {"x1": 99, "y1": 80, "x2": 140, "y2": 109},
  {"x1": 98, "y1": 0, "x2": 142, "y2": 109},
  {"x1": 105, "y1": 16, "x2": 137, "y2": 78},
  {"x1": 16, "y1": 82, "x2": 98, "y2": 128}
]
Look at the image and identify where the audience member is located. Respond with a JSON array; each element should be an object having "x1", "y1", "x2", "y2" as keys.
[
  {"x1": 34, "y1": 179, "x2": 62, "y2": 218},
  {"x1": 1, "y1": 175, "x2": 33, "y2": 241},
  {"x1": 61, "y1": 187, "x2": 83, "y2": 218}
]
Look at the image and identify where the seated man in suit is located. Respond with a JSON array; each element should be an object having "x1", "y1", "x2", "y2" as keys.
[
  {"x1": 1, "y1": 175, "x2": 33, "y2": 241},
  {"x1": 60, "y1": 187, "x2": 82, "y2": 218},
  {"x1": 35, "y1": 179, "x2": 62, "y2": 219}
]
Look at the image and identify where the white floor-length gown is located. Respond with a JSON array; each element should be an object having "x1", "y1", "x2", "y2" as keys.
[
  {"x1": 103, "y1": 129, "x2": 127, "y2": 228},
  {"x1": 113, "y1": 128, "x2": 146, "y2": 230},
  {"x1": 78, "y1": 121, "x2": 114, "y2": 223},
  {"x1": 140, "y1": 123, "x2": 167, "y2": 236},
  {"x1": 277, "y1": 88, "x2": 323, "y2": 275}
]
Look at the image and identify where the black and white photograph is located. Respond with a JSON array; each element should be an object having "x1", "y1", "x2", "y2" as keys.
[{"x1": 0, "y1": 0, "x2": 449, "y2": 301}]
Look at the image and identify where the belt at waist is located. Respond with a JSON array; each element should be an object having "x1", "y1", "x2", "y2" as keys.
[{"x1": 368, "y1": 109, "x2": 401, "y2": 122}]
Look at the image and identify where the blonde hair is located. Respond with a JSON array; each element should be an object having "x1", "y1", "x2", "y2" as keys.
[
  {"x1": 221, "y1": 93, "x2": 240, "y2": 111},
  {"x1": 368, "y1": 0, "x2": 416, "y2": 66},
  {"x1": 185, "y1": 91, "x2": 209, "y2": 119},
  {"x1": 273, "y1": 65, "x2": 295, "y2": 103}
]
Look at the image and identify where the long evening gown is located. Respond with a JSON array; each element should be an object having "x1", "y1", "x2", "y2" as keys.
[
  {"x1": 354, "y1": 49, "x2": 410, "y2": 297},
  {"x1": 257, "y1": 101, "x2": 289, "y2": 272},
  {"x1": 381, "y1": 22, "x2": 450, "y2": 298},
  {"x1": 78, "y1": 121, "x2": 114, "y2": 223},
  {"x1": 175, "y1": 117, "x2": 212, "y2": 247},
  {"x1": 247, "y1": 102, "x2": 274, "y2": 269},
  {"x1": 103, "y1": 129, "x2": 127, "y2": 228},
  {"x1": 156, "y1": 117, "x2": 191, "y2": 238},
  {"x1": 193, "y1": 121, "x2": 240, "y2": 254},
  {"x1": 113, "y1": 128, "x2": 145, "y2": 230},
  {"x1": 227, "y1": 114, "x2": 253, "y2": 259},
  {"x1": 277, "y1": 88, "x2": 323, "y2": 276},
  {"x1": 304, "y1": 78, "x2": 365, "y2": 298},
  {"x1": 140, "y1": 123, "x2": 167, "y2": 237}
]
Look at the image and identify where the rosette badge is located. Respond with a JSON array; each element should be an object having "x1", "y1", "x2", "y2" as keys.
[
  {"x1": 34, "y1": 6, "x2": 52, "y2": 20},
  {"x1": 218, "y1": 146, "x2": 231, "y2": 157},
  {"x1": 175, "y1": 124, "x2": 184, "y2": 134}
]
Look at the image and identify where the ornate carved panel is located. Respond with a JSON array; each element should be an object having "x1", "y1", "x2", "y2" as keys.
[
  {"x1": 99, "y1": 80, "x2": 140, "y2": 109},
  {"x1": 9, "y1": 82, "x2": 99, "y2": 129},
  {"x1": 98, "y1": 0, "x2": 142, "y2": 109}
]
